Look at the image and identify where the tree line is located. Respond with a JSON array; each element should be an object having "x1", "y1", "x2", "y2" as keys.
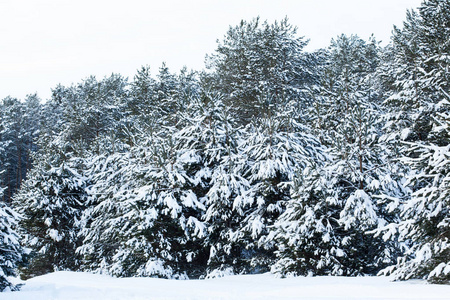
[{"x1": 0, "y1": 0, "x2": 448, "y2": 291}]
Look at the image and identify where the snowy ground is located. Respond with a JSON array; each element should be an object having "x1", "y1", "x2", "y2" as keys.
[{"x1": 3, "y1": 271, "x2": 450, "y2": 300}]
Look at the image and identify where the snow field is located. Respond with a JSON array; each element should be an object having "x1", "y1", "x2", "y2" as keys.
[{"x1": 3, "y1": 271, "x2": 450, "y2": 300}]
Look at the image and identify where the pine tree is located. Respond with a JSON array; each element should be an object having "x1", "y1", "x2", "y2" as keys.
[
  {"x1": 78, "y1": 134, "x2": 208, "y2": 278},
  {"x1": 176, "y1": 87, "x2": 250, "y2": 277},
  {"x1": 273, "y1": 35, "x2": 403, "y2": 277},
  {"x1": 13, "y1": 150, "x2": 87, "y2": 278},
  {"x1": 155, "y1": 64, "x2": 196, "y2": 129},
  {"x1": 206, "y1": 17, "x2": 313, "y2": 124},
  {"x1": 0, "y1": 96, "x2": 41, "y2": 204},
  {"x1": 78, "y1": 73, "x2": 208, "y2": 278},
  {"x1": 271, "y1": 159, "x2": 344, "y2": 276},
  {"x1": 0, "y1": 187, "x2": 23, "y2": 291},
  {"x1": 13, "y1": 76, "x2": 133, "y2": 280},
  {"x1": 229, "y1": 91, "x2": 324, "y2": 274},
  {"x1": 14, "y1": 73, "x2": 131, "y2": 278},
  {"x1": 128, "y1": 65, "x2": 159, "y2": 142},
  {"x1": 50, "y1": 74, "x2": 130, "y2": 155},
  {"x1": 379, "y1": 0, "x2": 450, "y2": 283}
]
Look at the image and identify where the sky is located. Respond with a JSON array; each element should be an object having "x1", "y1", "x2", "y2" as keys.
[{"x1": 1, "y1": 0, "x2": 423, "y2": 101}]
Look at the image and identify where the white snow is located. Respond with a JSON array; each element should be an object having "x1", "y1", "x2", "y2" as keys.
[{"x1": 3, "y1": 271, "x2": 450, "y2": 300}]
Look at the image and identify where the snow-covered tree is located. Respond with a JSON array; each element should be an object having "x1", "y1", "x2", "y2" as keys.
[
  {"x1": 325, "y1": 35, "x2": 404, "y2": 274},
  {"x1": 78, "y1": 132, "x2": 208, "y2": 278},
  {"x1": 206, "y1": 17, "x2": 314, "y2": 124},
  {"x1": 273, "y1": 35, "x2": 403, "y2": 277},
  {"x1": 224, "y1": 90, "x2": 324, "y2": 274},
  {"x1": 155, "y1": 65, "x2": 198, "y2": 129},
  {"x1": 50, "y1": 74, "x2": 130, "y2": 155},
  {"x1": 78, "y1": 79, "x2": 208, "y2": 278},
  {"x1": 11, "y1": 74, "x2": 136, "y2": 278},
  {"x1": 271, "y1": 159, "x2": 345, "y2": 276},
  {"x1": 13, "y1": 133, "x2": 88, "y2": 278},
  {"x1": 7, "y1": 10, "x2": 450, "y2": 282},
  {"x1": 0, "y1": 186, "x2": 23, "y2": 291},
  {"x1": 173, "y1": 88, "x2": 249, "y2": 277},
  {"x1": 76, "y1": 152, "x2": 136, "y2": 276},
  {"x1": 0, "y1": 95, "x2": 42, "y2": 203},
  {"x1": 129, "y1": 65, "x2": 157, "y2": 123},
  {"x1": 379, "y1": 0, "x2": 450, "y2": 283}
]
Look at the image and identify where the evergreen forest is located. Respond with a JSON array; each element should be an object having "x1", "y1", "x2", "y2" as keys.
[{"x1": 0, "y1": 0, "x2": 449, "y2": 291}]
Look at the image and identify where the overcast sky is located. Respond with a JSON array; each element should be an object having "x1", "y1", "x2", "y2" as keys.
[{"x1": 1, "y1": 0, "x2": 423, "y2": 101}]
